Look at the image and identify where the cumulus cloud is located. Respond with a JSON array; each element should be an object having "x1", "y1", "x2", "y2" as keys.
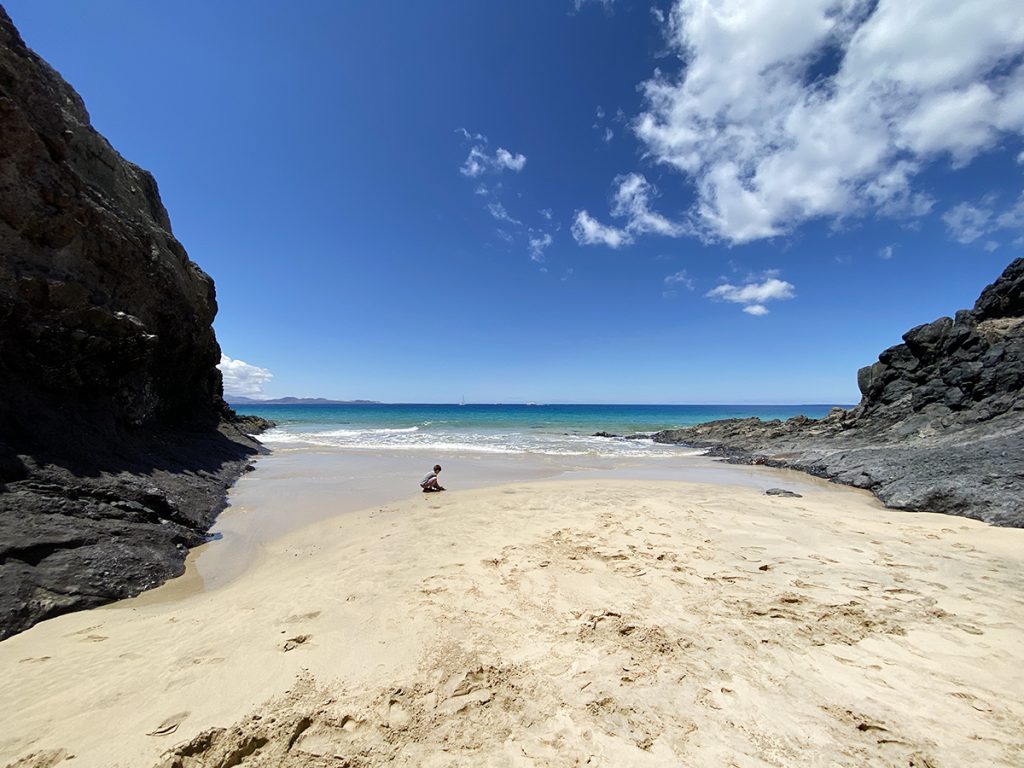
[
  {"x1": 612, "y1": 174, "x2": 687, "y2": 236},
  {"x1": 218, "y1": 354, "x2": 273, "y2": 399},
  {"x1": 571, "y1": 210, "x2": 632, "y2": 248},
  {"x1": 879, "y1": 245, "x2": 894, "y2": 259},
  {"x1": 633, "y1": 0, "x2": 1024, "y2": 243},
  {"x1": 529, "y1": 232, "x2": 553, "y2": 262},
  {"x1": 705, "y1": 276, "x2": 795, "y2": 316},
  {"x1": 573, "y1": 174, "x2": 687, "y2": 248},
  {"x1": 494, "y1": 148, "x2": 527, "y2": 172}
]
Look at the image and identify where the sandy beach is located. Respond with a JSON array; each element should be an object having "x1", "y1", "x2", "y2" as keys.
[{"x1": 2, "y1": 452, "x2": 1023, "y2": 768}]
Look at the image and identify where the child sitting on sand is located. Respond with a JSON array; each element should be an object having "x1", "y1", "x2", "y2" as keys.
[{"x1": 420, "y1": 464, "x2": 445, "y2": 493}]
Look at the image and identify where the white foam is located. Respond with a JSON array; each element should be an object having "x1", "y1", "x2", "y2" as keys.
[
  {"x1": 258, "y1": 425, "x2": 699, "y2": 458},
  {"x1": 312, "y1": 426, "x2": 420, "y2": 437}
]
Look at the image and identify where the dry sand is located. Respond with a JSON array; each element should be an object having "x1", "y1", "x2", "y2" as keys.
[{"x1": 2, "y1": 470, "x2": 1023, "y2": 767}]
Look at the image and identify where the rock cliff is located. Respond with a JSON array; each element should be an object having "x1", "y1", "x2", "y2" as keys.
[
  {"x1": 0, "y1": 8, "x2": 271, "y2": 638},
  {"x1": 654, "y1": 258, "x2": 1024, "y2": 527}
]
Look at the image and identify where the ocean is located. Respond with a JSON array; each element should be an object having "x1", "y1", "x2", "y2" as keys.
[{"x1": 232, "y1": 403, "x2": 847, "y2": 458}]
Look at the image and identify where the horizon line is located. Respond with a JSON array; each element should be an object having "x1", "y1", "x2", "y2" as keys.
[{"x1": 227, "y1": 398, "x2": 858, "y2": 407}]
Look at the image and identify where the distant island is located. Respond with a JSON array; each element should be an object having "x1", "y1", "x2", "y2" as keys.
[{"x1": 228, "y1": 396, "x2": 381, "y2": 405}]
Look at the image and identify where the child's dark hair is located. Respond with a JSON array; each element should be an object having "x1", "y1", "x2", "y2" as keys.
[{"x1": 434, "y1": 464, "x2": 442, "y2": 472}]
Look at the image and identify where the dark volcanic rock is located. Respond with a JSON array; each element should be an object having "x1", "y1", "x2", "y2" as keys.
[
  {"x1": 765, "y1": 488, "x2": 802, "y2": 498},
  {"x1": 654, "y1": 258, "x2": 1024, "y2": 527},
  {"x1": 0, "y1": 10, "x2": 273, "y2": 638}
]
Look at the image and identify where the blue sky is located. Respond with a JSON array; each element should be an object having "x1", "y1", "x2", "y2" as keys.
[{"x1": 8, "y1": 0, "x2": 1023, "y2": 403}]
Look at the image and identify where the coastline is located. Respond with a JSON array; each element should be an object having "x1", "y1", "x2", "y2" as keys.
[{"x1": 2, "y1": 449, "x2": 1022, "y2": 767}]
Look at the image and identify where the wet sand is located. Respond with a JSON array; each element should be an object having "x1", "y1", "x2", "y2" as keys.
[
  {"x1": 167, "y1": 448, "x2": 833, "y2": 596},
  {"x1": 2, "y1": 451, "x2": 1022, "y2": 767}
]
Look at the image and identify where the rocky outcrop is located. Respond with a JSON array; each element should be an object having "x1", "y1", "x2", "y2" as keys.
[
  {"x1": 0, "y1": 8, "x2": 272, "y2": 638},
  {"x1": 654, "y1": 258, "x2": 1024, "y2": 527}
]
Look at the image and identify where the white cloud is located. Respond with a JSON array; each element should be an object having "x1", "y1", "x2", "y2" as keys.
[
  {"x1": 494, "y1": 148, "x2": 527, "y2": 172},
  {"x1": 664, "y1": 269, "x2": 694, "y2": 290},
  {"x1": 474, "y1": 184, "x2": 488, "y2": 196},
  {"x1": 460, "y1": 147, "x2": 489, "y2": 178},
  {"x1": 455, "y1": 127, "x2": 487, "y2": 142},
  {"x1": 573, "y1": 174, "x2": 688, "y2": 248},
  {"x1": 602, "y1": 127, "x2": 614, "y2": 143},
  {"x1": 529, "y1": 233, "x2": 553, "y2": 262},
  {"x1": 495, "y1": 228, "x2": 514, "y2": 244},
  {"x1": 706, "y1": 276, "x2": 795, "y2": 316},
  {"x1": 488, "y1": 202, "x2": 522, "y2": 225},
  {"x1": 612, "y1": 173, "x2": 686, "y2": 236},
  {"x1": 539, "y1": 208, "x2": 553, "y2": 220},
  {"x1": 571, "y1": 210, "x2": 632, "y2": 248},
  {"x1": 942, "y1": 192, "x2": 1024, "y2": 244},
  {"x1": 574, "y1": 0, "x2": 614, "y2": 10},
  {"x1": 878, "y1": 245, "x2": 893, "y2": 259},
  {"x1": 632, "y1": 0, "x2": 1024, "y2": 244},
  {"x1": 460, "y1": 144, "x2": 527, "y2": 178},
  {"x1": 218, "y1": 354, "x2": 273, "y2": 399},
  {"x1": 997, "y1": 192, "x2": 1024, "y2": 229},
  {"x1": 943, "y1": 201, "x2": 994, "y2": 243},
  {"x1": 1018, "y1": 150, "x2": 1024, "y2": 164},
  {"x1": 595, "y1": 105, "x2": 605, "y2": 119}
]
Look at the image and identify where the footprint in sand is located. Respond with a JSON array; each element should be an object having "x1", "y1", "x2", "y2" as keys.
[
  {"x1": 65, "y1": 624, "x2": 103, "y2": 637},
  {"x1": 386, "y1": 697, "x2": 412, "y2": 730},
  {"x1": 82, "y1": 634, "x2": 108, "y2": 643},
  {"x1": 285, "y1": 610, "x2": 322, "y2": 623},
  {"x1": 437, "y1": 668, "x2": 495, "y2": 715},
  {"x1": 5, "y1": 749, "x2": 70, "y2": 767},
  {"x1": 292, "y1": 716, "x2": 363, "y2": 756},
  {"x1": 147, "y1": 711, "x2": 190, "y2": 736},
  {"x1": 955, "y1": 623, "x2": 984, "y2": 636},
  {"x1": 949, "y1": 691, "x2": 992, "y2": 712},
  {"x1": 283, "y1": 634, "x2": 312, "y2": 652},
  {"x1": 191, "y1": 656, "x2": 226, "y2": 665},
  {"x1": 808, "y1": 554, "x2": 839, "y2": 564}
]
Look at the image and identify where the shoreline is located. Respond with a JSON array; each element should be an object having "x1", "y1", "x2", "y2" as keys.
[
  {"x1": 3, "y1": 453, "x2": 1022, "y2": 766},
  {"x1": 146, "y1": 445, "x2": 855, "y2": 601}
]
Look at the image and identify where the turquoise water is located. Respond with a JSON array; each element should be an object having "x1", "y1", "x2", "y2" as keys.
[{"x1": 234, "y1": 403, "x2": 847, "y2": 458}]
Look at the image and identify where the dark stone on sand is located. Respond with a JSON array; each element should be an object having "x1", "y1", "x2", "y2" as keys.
[
  {"x1": 653, "y1": 258, "x2": 1024, "y2": 528},
  {"x1": 592, "y1": 432, "x2": 619, "y2": 438},
  {"x1": 765, "y1": 488, "x2": 802, "y2": 498},
  {"x1": 0, "y1": 10, "x2": 274, "y2": 639}
]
